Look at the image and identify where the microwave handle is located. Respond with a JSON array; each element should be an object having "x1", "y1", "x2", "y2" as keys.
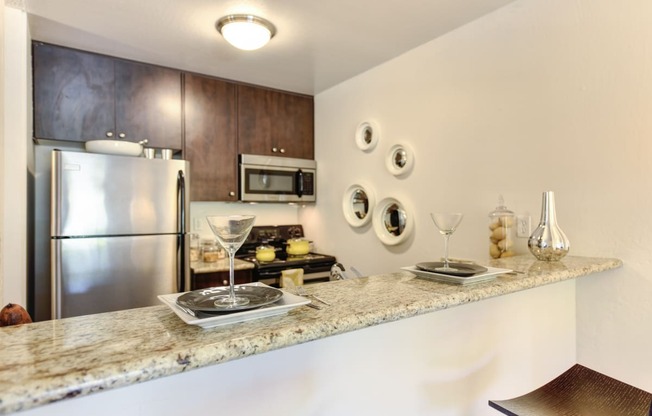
[{"x1": 295, "y1": 169, "x2": 304, "y2": 198}]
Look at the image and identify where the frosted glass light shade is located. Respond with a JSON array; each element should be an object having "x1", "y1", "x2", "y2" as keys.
[{"x1": 217, "y1": 15, "x2": 276, "y2": 51}]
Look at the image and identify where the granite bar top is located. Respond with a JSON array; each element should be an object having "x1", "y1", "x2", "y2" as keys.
[
  {"x1": 190, "y1": 258, "x2": 255, "y2": 274},
  {"x1": 0, "y1": 255, "x2": 621, "y2": 414}
]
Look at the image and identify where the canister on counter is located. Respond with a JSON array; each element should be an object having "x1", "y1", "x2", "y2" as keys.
[
  {"x1": 489, "y1": 196, "x2": 516, "y2": 259},
  {"x1": 201, "y1": 239, "x2": 224, "y2": 263},
  {"x1": 189, "y1": 233, "x2": 200, "y2": 262}
]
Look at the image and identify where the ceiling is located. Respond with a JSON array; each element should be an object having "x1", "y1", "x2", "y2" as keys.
[{"x1": 24, "y1": 0, "x2": 515, "y2": 95}]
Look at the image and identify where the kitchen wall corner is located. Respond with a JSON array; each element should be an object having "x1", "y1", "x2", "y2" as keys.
[
  {"x1": 0, "y1": 2, "x2": 5, "y2": 304},
  {"x1": 2, "y1": 5, "x2": 31, "y2": 307},
  {"x1": 311, "y1": 0, "x2": 652, "y2": 394}
]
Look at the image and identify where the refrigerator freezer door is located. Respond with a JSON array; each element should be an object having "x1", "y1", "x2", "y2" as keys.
[
  {"x1": 52, "y1": 151, "x2": 189, "y2": 237},
  {"x1": 52, "y1": 235, "x2": 180, "y2": 318}
]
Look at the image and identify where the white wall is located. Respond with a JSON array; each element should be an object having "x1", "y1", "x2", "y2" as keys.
[
  {"x1": 308, "y1": 0, "x2": 652, "y2": 392},
  {"x1": 0, "y1": 2, "x2": 6, "y2": 303},
  {"x1": 2, "y1": 4, "x2": 30, "y2": 307}
]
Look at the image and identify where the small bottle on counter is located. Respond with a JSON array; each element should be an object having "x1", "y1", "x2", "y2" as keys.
[
  {"x1": 201, "y1": 239, "x2": 224, "y2": 263},
  {"x1": 489, "y1": 195, "x2": 516, "y2": 259},
  {"x1": 189, "y1": 233, "x2": 200, "y2": 262}
]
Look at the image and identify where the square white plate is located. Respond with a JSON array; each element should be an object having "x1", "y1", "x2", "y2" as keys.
[
  {"x1": 158, "y1": 282, "x2": 310, "y2": 329},
  {"x1": 401, "y1": 265, "x2": 512, "y2": 285}
]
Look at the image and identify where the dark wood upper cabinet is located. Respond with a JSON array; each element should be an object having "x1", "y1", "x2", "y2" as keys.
[
  {"x1": 33, "y1": 43, "x2": 316, "y2": 202},
  {"x1": 33, "y1": 43, "x2": 114, "y2": 141},
  {"x1": 184, "y1": 73, "x2": 238, "y2": 201},
  {"x1": 114, "y1": 60, "x2": 181, "y2": 148},
  {"x1": 185, "y1": 81, "x2": 315, "y2": 201},
  {"x1": 237, "y1": 85, "x2": 314, "y2": 159},
  {"x1": 33, "y1": 42, "x2": 182, "y2": 149}
]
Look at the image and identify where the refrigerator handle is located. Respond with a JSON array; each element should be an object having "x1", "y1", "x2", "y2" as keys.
[
  {"x1": 51, "y1": 240, "x2": 63, "y2": 319},
  {"x1": 51, "y1": 150, "x2": 63, "y2": 236},
  {"x1": 177, "y1": 170, "x2": 186, "y2": 292}
]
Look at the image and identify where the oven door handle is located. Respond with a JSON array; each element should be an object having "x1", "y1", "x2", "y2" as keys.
[
  {"x1": 295, "y1": 169, "x2": 304, "y2": 198},
  {"x1": 256, "y1": 269, "x2": 282, "y2": 279}
]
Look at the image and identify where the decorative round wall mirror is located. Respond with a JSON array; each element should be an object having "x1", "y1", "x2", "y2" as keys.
[
  {"x1": 386, "y1": 143, "x2": 414, "y2": 176},
  {"x1": 355, "y1": 120, "x2": 380, "y2": 151},
  {"x1": 342, "y1": 183, "x2": 375, "y2": 227},
  {"x1": 372, "y1": 197, "x2": 413, "y2": 245}
]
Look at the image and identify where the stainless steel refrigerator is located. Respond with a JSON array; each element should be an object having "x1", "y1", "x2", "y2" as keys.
[{"x1": 34, "y1": 149, "x2": 189, "y2": 320}]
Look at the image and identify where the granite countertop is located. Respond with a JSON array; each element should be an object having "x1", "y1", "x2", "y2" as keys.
[
  {"x1": 0, "y1": 255, "x2": 621, "y2": 414},
  {"x1": 191, "y1": 258, "x2": 255, "y2": 274}
]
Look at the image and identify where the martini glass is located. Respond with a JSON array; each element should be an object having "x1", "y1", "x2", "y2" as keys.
[
  {"x1": 430, "y1": 213, "x2": 464, "y2": 272},
  {"x1": 206, "y1": 215, "x2": 256, "y2": 309}
]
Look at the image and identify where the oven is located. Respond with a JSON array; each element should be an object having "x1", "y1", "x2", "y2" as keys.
[{"x1": 235, "y1": 225, "x2": 336, "y2": 287}]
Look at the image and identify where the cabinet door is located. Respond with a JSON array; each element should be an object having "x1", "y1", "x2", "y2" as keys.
[
  {"x1": 33, "y1": 43, "x2": 115, "y2": 141},
  {"x1": 115, "y1": 60, "x2": 182, "y2": 149},
  {"x1": 184, "y1": 74, "x2": 238, "y2": 201},
  {"x1": 191, "y1": 269, "x2": 253, "y2": 290},
  {"x1": 237, "y1": 85, "x2": 314, "y2": 159}
]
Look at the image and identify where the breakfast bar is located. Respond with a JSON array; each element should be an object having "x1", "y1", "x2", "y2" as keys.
[{"x1": 0, "y1": 255, "x2": 621, "y2": 415}]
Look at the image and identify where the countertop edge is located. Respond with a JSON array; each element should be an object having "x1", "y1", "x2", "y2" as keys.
[{"x1": 0, "y1": 256, "x2": 623, "y2": 414}]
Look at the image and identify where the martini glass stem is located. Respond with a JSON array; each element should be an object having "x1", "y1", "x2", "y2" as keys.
[
  {"x1": 227, "y1": 248, "x2": 236, "y2": 301},
  {"x1": 442, "y1": 233, "x2": 451, "y2": 268}
]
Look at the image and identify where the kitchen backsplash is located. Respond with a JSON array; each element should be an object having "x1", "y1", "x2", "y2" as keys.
[{"x1": 190, "y1": 202, "x2": 301, "y2": 240}]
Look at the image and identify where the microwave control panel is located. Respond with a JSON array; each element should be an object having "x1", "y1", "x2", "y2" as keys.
[{"x1": 301, "y1": 172, "x2": 314, "y2": 195}]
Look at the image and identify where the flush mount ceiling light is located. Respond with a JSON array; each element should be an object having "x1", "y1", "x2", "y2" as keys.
[{"x1": 216, "y1": 14, "x2": 276, "y2": 51}]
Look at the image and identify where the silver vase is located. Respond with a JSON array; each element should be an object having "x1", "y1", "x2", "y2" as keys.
[{"x1": 528, "y1": 191, "x2": 570, "y2": 261}]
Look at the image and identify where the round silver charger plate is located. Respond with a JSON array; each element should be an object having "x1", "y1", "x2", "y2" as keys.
[{"x1": 177, "y1": 285, "x2": 283, "y2": 313}]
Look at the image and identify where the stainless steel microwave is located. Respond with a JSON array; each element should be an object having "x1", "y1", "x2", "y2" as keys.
[{"x1": 239, "y1": 154, "x2": 316, "y2": 203}]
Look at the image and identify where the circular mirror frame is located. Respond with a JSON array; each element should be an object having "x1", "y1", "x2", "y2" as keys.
[
  {"x1": 372, "y1": 197, "x2": 414, "y2": 246},
  {"x1": 342, "y1": 183, "x2": 375, "y2": 227},
  {"x1": 355, "y1": 120, "x2": 380, "y2": 152},
  {"x1": 385, "y1": 143, "x2": 414, "y2": 176}
]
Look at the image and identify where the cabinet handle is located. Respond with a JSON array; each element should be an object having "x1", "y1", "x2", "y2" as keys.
[
  {"x1": 280, "y1": 148, "x2": 286, "y2": 154},
  {"x1": 272, "y1": 147, "x2": 278, "y2": 153},
  {"x1": 118, "y1": 133, "x2": 126, "y2": 139},
  {"x1": 106, "y1": 131, "x2": 114, "y2": 138},
  {"x1": 222, "y1": 279, "x2": 228, "y2": 286},
  {"x1": 229, "y1": 191, "x2": 235, "y2": 197}
]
